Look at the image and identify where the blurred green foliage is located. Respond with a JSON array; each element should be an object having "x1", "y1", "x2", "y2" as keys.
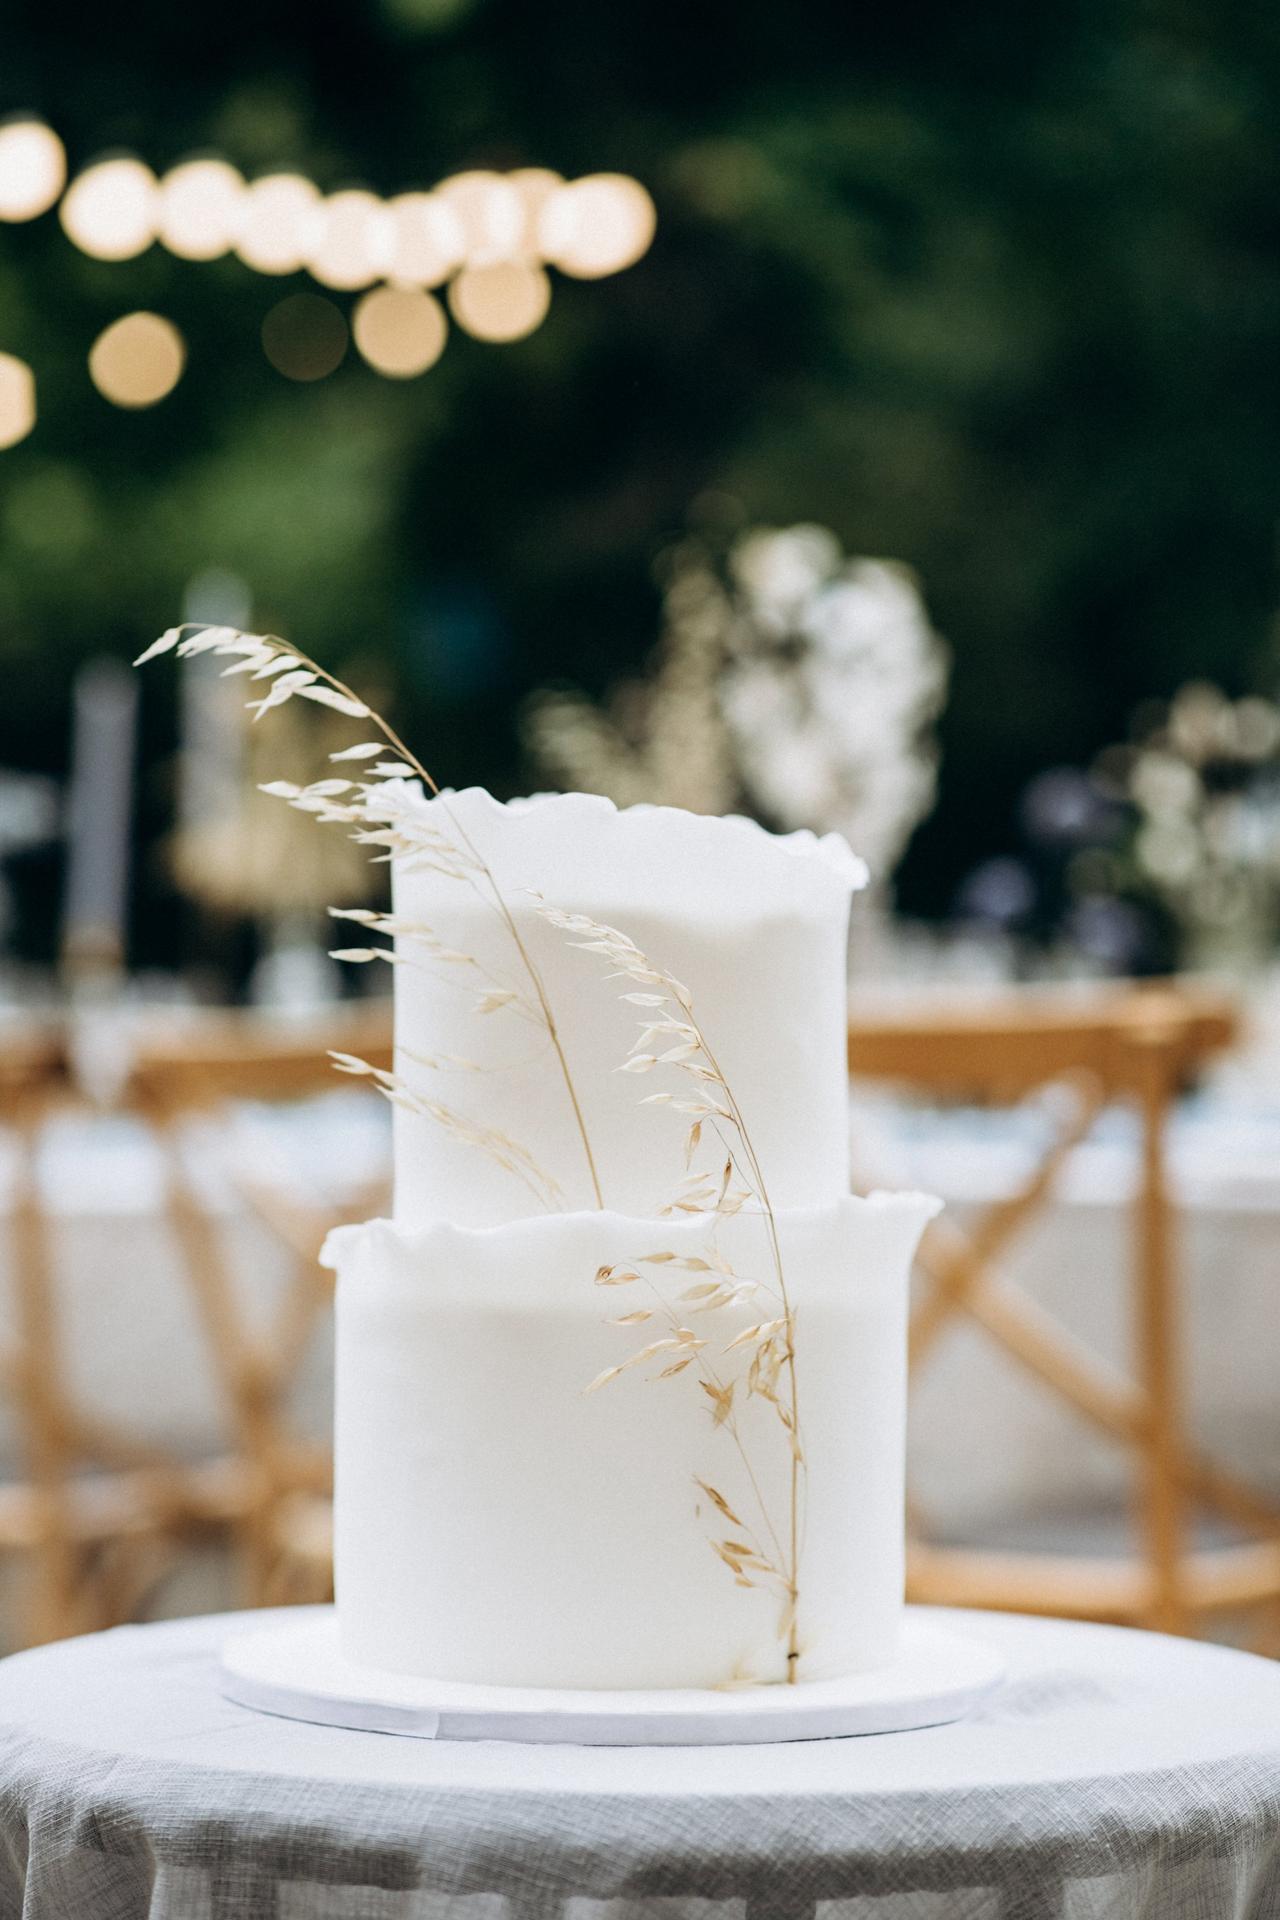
[{"x1": 1, "y1": 0, "x2": 1279, "y2": 964}]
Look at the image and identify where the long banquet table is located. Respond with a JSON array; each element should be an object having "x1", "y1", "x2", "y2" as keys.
[{"x1": 0, "y1": 1086, "x2": 1275, "y2": 1543}]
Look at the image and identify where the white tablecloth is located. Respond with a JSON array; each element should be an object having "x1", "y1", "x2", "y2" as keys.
[
  {"x1": 0, "y1": 1607, "x2": 1276, "y2": 1917},
  {"x1": 853, "y1": 1093, "x2": 1280, "y2": 1533}
]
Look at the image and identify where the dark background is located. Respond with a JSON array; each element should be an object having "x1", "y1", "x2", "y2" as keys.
[{"x1": 2, "y1": 0, "x2": 1278, "y2": 966}]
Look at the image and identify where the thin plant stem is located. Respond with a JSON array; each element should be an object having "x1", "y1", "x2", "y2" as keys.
[
  {"x1": 686, "y1": 1027, "x2": 802, "y2": 1681},
  {"x1": 247, "y1": 630, "x2": 605, "y2": 1213},
  {"x1": 631, "y1": 1267, "x2": 788, "y2": 1573}
]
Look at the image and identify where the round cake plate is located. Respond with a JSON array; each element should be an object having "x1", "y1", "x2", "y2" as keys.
[{"x1": 219, "y1": 1608, "x2": 1006, "y2": 1745}]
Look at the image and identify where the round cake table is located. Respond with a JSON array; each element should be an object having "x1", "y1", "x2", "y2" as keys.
[{"x1": 0, "y1": 1607, "x2": 1277, "y2": 1920}]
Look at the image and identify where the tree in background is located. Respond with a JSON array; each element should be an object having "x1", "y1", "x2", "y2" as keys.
[{"x1": 0, "y1": 0, "x2": 1278, "y2": 970}]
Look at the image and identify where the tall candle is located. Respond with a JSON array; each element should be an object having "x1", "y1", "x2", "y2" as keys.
[{"x1": 61, "y1": 658, "x2": 137, "y2": 974}]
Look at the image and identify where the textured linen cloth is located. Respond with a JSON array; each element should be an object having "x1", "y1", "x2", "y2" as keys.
[{"x1": 0, "y1": 1609, "x2": 1277, "y2": 1920}]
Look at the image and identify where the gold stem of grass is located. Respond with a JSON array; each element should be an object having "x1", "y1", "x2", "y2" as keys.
[
  {"x1": 252, "y1": 634, "x2": 604, "y2": 1213},
  {"x1": 632, "y1": 1266, "x2": 788, "y2": 1574},
  {"x1": 688, "y1": 1029, "x2": 802, "y2": 1680}
]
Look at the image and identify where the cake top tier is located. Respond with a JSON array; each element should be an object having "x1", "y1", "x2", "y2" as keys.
[
  {"x1": 379, "y1": 781, "x2": 865, "y2": 909},
  {"x1": 379, "y1": 784, "x2": 865, "y2": 1228}
]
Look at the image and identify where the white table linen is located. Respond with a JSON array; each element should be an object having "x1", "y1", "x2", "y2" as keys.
[{"x1": 0, "y1": 1607, "x2": 1276, "y2": 1917}]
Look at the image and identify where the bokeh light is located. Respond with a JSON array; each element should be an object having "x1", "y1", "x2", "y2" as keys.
[
  {"x1": 384, "y1": 192, "x2": 465, "y2": 287},
  {"x1": 0, "y1": 118, "x2": 66, "y2": 221},
  {"x1": 88, "y1": 312, "x2": 185, "y2": 408},
  {"x1": 509, "y1": 167, "x2": 563, "y2": 254},
  {"x1": 539, "y1": 173, "x2": 655, "y2": 278},
  {"x1": 353, "y1": 286, "x2": 448, "y2": 376},
  {"x1": 436, "y1": 170, "x2": 524, "y2": 266},
  {"x1": 157, "y1": 158, "x2": 244, "y2": 260},
  {"x1": 307, "y1": 190, "x2": 394, "y2": 290},
  {"x1": 448, "y1": 261, "x2": 551, "y2": 341},
  {"x1": 0, "y1": 353, "x2": 36, "y2": 448},
  {"x1": 60, "y1": 158, "x2": 158, "y2": 261},
  {"x1": 261, "y1": 293, "x2": 349, "y2": 381},
  {"x1": 235, "y1": 173, "x2": 322, "y2": 275}
]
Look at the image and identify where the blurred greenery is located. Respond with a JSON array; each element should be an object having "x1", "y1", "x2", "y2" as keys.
[{"x1": 2, "y1": 0, "x2": 1279, "y2": 969}]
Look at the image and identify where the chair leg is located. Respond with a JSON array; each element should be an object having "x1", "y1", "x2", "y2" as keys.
[{"x1": 1133, "y1": 1037, "x2": 1188, "y2": 1635}]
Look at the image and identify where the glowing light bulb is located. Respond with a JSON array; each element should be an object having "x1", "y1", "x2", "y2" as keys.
[
  {"x1": 235, "y1": 173, "x2": 322, "y2": 275},
  {"x1": 448, "y1": 261, "x2": 550, "y2": 342},
  {"x1": 157, "y1": 158, "x2": 244, "y2": 260},
  {"x1": 384, "y1": 192, "x2": 466, "y2": 288},
  {"x1": 509, "y1": 167, "x2": 563, "y2": 255},
  {"x1": 261, "y1": 293, "x2": 348, "y2": 381},
  {"x1": 0, "y1": 118, "x2": 66, "y2": 221},
  {"x1": 307, "y1": 190, "x2": 394, "y2": 290},
  {"x1": 539, "y1": 173, "x2": 655, "y2": 278},
  {"x1": 60, "y1": 157, "x2": 158, "y2": 261},
  {"x1": 353, "y1": 286, "x2": 448, "y2": 377},
  {"x1": 0, "y1": 353, "x2": 36, "y2": 448},
  {"x1": 88, "y1": 312, "x2": 185, "y2": 408},
  {"x1": 436, "y1": 170, "x2": 524, "y2": 266}
]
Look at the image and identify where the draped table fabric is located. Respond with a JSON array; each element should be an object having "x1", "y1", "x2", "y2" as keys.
[{"x1": 0, "y1": 1609, "x2": 1277, "y2": 1919}]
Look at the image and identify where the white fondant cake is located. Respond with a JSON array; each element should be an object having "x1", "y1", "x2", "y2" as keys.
[
  {"x1": 381, "y1": 785, "x2": 864, "y2": 1226},
  {"x1": 322, "y1": 787, "x2": 939, "y2": 1691}
]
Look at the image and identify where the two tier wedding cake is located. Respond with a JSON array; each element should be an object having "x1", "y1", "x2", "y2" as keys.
[{"x1": 322, "y1": 783, "x2": 939, "y2": 1691}]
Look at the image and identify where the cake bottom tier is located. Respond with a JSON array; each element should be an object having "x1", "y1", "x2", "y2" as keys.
[{"x1": 322, "y1": 1192, "x2": 939, "y2": 1691}]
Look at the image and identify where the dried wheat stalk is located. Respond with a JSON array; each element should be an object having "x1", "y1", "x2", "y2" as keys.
[
  {"x1": 137, "y1": 624, "x2": 602, "y2": 1210},
  {"x1": 539, "y1": 901, "x2": 806, "y2": 1679}
]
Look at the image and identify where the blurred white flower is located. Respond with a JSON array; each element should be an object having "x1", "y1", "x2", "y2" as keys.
[
  {"x1": 1135, "y1": 819, "x2": 1199, "y2": 886},
  {"x1": 1130, "y1": 750, "x2": 1199, "y2": 818},
  {"x1": 524, "y1": 522, "x2": 949, "y2": 890},
  {"x1": 721, "y1": 544, "x2": 948, "y2": 884},
  {"x1": 1088, "y1": 677, "x2": 1280, "y2": 971},
  {"x1": 729, "y1": 523, "x2": 841, "y2": 632}
]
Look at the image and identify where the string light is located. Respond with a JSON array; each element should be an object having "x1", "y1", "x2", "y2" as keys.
[
  {"x1": 307, "y1": 190, "x2": 394, "y2": 290},
  {"x1": 383, "y1": 192, "x2": 465, "y2": 288},
  {"x1": 18, "y1": 127, "x2": 657, "y2": 444},
  {"x1": 0, "y1": 353, "x2": 36, "y2": 448},
  {"x1": 88, "y1": 312, "x2": 185, "y2": 407},
  {"x1": 508, "y1": 168, "x2": 564, "y2": 253},
  {"x1": 261, "y1": 293, "x2": 348, "y2": 381},
  {"x1": 50, "y1": 129, "x2": 653, "y2": 322},
  {"x1": 352, "y1": 285, "x2": 447, "y2": 376},
  {"x1": 449, "y1": 261, "x2": 550, "y2": 342},
  {"x1": 0, "y1": 118, "x2": 66, "y2": 221},
  {"x1": 539, "y1": 173, "x2": 656, "y2": 278},
  {"x1": 60, "y1": 157, "x2": 158, "y2": 261},
  {"x1": 234, "y1": 173, "x2": 322, "y2": 275},
  {"x1": 435, "y1": 170, "x2": 525, "y2": 267},
  {"x1": 157, "y1": 158, "x2": 244, "y2": 261}
]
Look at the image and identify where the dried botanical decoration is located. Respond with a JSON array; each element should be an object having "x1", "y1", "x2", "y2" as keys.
[
  {"x1": 138, "y1": 623, "x2": 600, "y2": 1211},
  {"x1": 538, "y1": 901, "x2": 806, "y2": 1678},
  {"x1": 170, "y1": 692, "x2": 379, "y2": 921},
  {"x1": 525, "y1": 523, "x2": 948, "y2": 894},
  {"x1": 138, "y1": 619, "x2": 812, "y2": 1679},
  {"x1": 523, "y1": 544, "x2": 738, "y2": 815}
]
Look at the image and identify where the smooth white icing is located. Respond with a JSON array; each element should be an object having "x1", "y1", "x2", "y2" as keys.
[
  {"x1": 324, "y1": 1192, "x2": 938, "y2": 1691},
  {"x1": 378, "y1": 785, "x2": 866, "y2": 1227}
]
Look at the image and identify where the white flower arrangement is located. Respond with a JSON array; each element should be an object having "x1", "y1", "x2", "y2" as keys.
[
  {"x1": 525, "y1": 522, "x2": 949, "y2": 890},
  {"x1": 1085, "y1": 680, "x2": 1280, "y2": 969}
]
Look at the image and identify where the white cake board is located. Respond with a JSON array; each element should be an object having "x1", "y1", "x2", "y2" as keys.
[{"x1": 219, "y1": 1608, "x2": 1005, "y2": 1745}]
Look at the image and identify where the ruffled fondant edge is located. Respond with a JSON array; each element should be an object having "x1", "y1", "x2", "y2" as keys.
[{"x1": 371, "y1": 781, "x2": 870, "y2": 893}]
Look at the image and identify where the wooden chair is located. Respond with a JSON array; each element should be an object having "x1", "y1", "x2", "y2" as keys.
[
  {"x1": 124, "y1": 1004, "x2": 391, "y2": 1609},
  {"x1": 848, "y1": 979, "x2": 1280, "y2": 1640},
  {"x1": 0, "y1": 1025, "x2": 252, "y2": 1646}
]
